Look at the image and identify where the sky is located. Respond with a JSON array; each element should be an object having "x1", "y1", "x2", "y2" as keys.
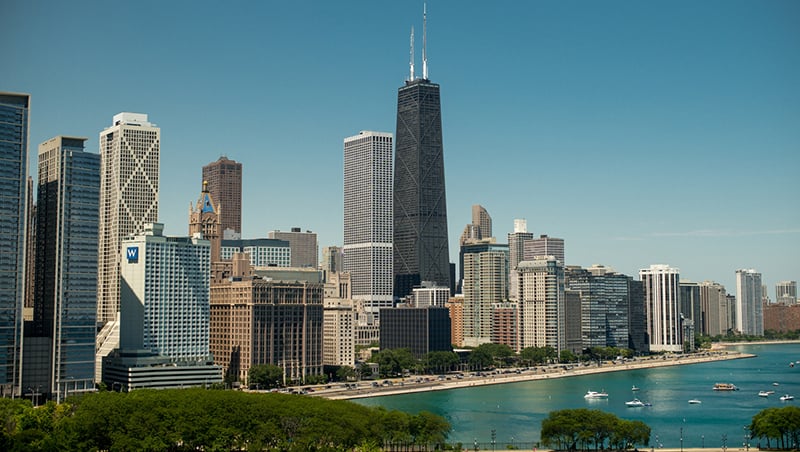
[{"x1": 3, "y1": 0, "x2": 799, "y2": 295}]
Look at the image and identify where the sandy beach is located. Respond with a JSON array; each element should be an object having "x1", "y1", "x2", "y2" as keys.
[{"x1": 316, "y1": 349, "x2": 755, "y2": 401}]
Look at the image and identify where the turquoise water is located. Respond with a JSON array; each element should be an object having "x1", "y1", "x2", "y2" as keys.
[{"x1": 355, "y1": 343, "x2": 800, "y2": 448}]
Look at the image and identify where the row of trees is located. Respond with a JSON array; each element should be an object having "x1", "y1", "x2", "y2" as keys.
[
  {"x1": 367, "y1": 344, "x2": 636, "y2": 378},
  {"x1": 540, "y1": 408, "x2": 650, "y2": 451},
  {"x1": 749, "y1": 405, "x2": 800, "y2": 450},
  {"x1": 0, "y1": 388, "x2": 451, "y2": 451}
]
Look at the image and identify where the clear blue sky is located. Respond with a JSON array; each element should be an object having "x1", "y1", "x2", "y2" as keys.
[{"x1": 3, "y1": 1, "x2": 799, "y2": 294}]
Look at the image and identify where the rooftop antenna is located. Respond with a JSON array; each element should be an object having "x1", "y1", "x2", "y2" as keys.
[
  {"x1": 409, "y1": 26, "x2": 415, "y2": 81},
  {"x1": 422, "y1": 2, "x2": 428, "y2": 79}
]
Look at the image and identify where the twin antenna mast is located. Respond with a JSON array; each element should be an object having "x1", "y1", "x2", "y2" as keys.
[{"x1": 408, "y1": 2, "x2": 429, "y2": 81}]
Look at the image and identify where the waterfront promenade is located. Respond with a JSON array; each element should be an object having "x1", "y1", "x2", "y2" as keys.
[{"x1": 317, "y1": 349, "x2": 754, "y2": 401}]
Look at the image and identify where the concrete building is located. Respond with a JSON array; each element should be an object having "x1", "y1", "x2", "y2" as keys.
[
  {"x1": 379, "y1": 307, "x2": 452, "y2": 359},
  {"x1": 459, "y1": 205, "x2": 492, "y2": 246},
  {"x1": 321, "y1": 246, "x2": 344, "y2": 274},
  {"x1": 776, "y1": 281, "x2": 797, "y2": 305},
  {"x1": 27, "y1": 136, "x2": 99, "y2": 402},
  {"x1": 343, "y1": 131, "x2": 394, "y2": 316},
  {"x1": 516, "y1": 257, "x2": 565, "y2": 352},
  {"x1": 0, "y1": 93, "x2": 30, "y2": 398},
  {"x1": 323, "y1": 272, "x2": 355, "y2": 367},
  {"x1": 563, "y1": 290, "x2": 583, "y2": 355},
  {"x1": 446, "y1": 295, "x2": 464, "y2": 348},
  {"x1": 491, "y1": 302, "x2": 518, "y2": 351},
  {"x1": 700, "y1": 281, "x2": 730, "y2": 336},
  {"x1": 763, "y1": 303, "x2": 800, "y2": 332},
  {"x1": 97, "y1": 112, "x2": 160, "y2": 325},
  {"x1": 413, "y1": 283, "x2": 451, "y2": 308},
  {"x1": 507, "y1": 219, "x2": 534, "y2": 301},
  {"x1": 202, "y1": 156, "x2": 242, "y2": 237},
  {"x1": 735, "y1": 269, "x2": 763, "y2": 336},
  {"x1": 268, "y1": 228, "x2": 318, "y2": 268},
  {"x1": 462, "y1": 249, "x2": 509, "y2": 347},
  {"x1": 220, "y1": 238, "x2": 290, "y2": 268},
  {"x1": 640, "y1": 264, "x2": 682, "y2": 352},
  {"x1": 189, "y1": 181, "x2": 222, "y2": 262},
  {"x1": 524, "y1": 234, "x2": 565, "y2": 265},
  {"x1": 210, "y1": 254, "x2": 324, "y2": 385},
  {"x1": 679, "y1": 281, "x2": 701, "y2": 351},
  {"x1": 627, "y1": 279, "x2": 648, "y2": 354}
]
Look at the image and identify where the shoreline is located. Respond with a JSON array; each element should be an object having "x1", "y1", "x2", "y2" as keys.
[{"x1": 317, "y1": 350, "x2": 755, "y2": 401}]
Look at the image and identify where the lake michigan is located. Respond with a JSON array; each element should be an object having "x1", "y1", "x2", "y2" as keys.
[{"x1": 355, "y1": 343, "x2": 800, "y2": 448}]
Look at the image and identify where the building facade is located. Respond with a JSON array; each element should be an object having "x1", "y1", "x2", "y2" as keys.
[
  {"x1": 221, "y1": 238, "x2": 290, "y2": 268},
  {"x1": 29, "y1": 136, "x2": 99, "y2": 402},
  {"x1": 119, "y1": 223, "x2": 211, "y2": 361},
  {"x1": 775, "y1": 281, "x2": 797, "y2": 305},
  {"x1": 565, "y1": 265, "x2": 631, "y2": 351},
  {"x1": 210, "y1": 254, "x2": 324, "y2": 385},
  {"x1": 321, "y1": 246, "x2": 344, "y2": 274},
  {"x1": 446, "y1": 295, "x2": 464, "y2": 348},
  {"x1": 97, "y1": 112, "x2": 160, "y2": 324},
  {"x1": 393, "y1": 75, "x2": 450, "y2": 298},
  {"x1": 516, "y1": 257, "x2": 565, "y2": 352},
  {"x1": 735, "y1": 269, "x2": 763, "y2": 336},
  {"x1": 462, "y1": 249, "x2": 509, "y2": 347},
  {"x1": 189, "y1": 181, "x2": 222, "y2": 262},
  {"x1": 323, "y1": 272, "x2": 355, "y2": 367},
  {"x1": 491, "y1": 302, "x2": 518, "y2": 351},
  {"x1": 679, "y1": 280, "x2": 701, "y2": 351},
  {"x1": 413, "y1": 283, "x2": 451, "y2": 308},
  {"x1": 343, "y1": 131, "x2": 394, "y2": 315},
  {"x1": 202, "y1": 156, "x2": 242, "y2": 237},
  {"x1": 268, "y1": 228, "x2": 318, "y2": 268},
  {"x1": 379, "y1": 307, "x2": 452, "y2": 359},
  {"x1": 700, "y1": 281, "x2": 730, "y2": 336},
  {"x1": 459, "y1": 205, "x2": 492, "y2": 246},
  {"x1": 640, "y1": 264, "x2": 682, "y2": 352},
  {"x1": 507, "y1": 219, "x2": 534, "y2": 301},
  {"x1": 523, "y1": 234, "x2": 565, "y2": 265},
  {"x1": 0, "y1": 92, "x2": 30, "y2": 397}
]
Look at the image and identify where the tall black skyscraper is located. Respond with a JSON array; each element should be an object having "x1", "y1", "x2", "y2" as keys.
[{"x1": 393, "y1": 8, "x2": 450, "y2": 298}]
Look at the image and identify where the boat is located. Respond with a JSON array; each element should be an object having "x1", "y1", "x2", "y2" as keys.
[
  {"x1": 758, "y1": 391, "x2": 770, "y2": 397},
  {"x1": 584, "y1": 390, "x2": 609, "y2": 399},
  {"x1": 773, "y1": 382, "x2": 780, "y2": 386},
  {"x1": 626, "y1": 398, "x2": 646, "y2": 407},
  {"x1": 631, "y1": 385, "x2": 640, "y2": 391},
  {"x1": 688, "y1": 399, "x2": 702, "y2": 404},
  {"x1": 780, "y1": 394, "x2": 794, "y2": 401},
  {"x1": 713, "y1": 383, "x2": 739, "y2": 391}
]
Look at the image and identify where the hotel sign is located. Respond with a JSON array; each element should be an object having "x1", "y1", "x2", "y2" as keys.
[{"x1": 126, "y1": 246, "x2": 139, "y2": 263}]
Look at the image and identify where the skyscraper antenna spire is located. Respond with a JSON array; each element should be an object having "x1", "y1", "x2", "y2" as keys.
[
  {"x1": 422, "y1": 2, "x2": 428, "y2": 80},
  {"x1": 409, "y1": 26, "x2": 415, "y2": 81}
]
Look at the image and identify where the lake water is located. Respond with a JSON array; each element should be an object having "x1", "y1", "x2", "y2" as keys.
[{"x1": 355, "y1": 343, "x2": 800, "y2": 448}]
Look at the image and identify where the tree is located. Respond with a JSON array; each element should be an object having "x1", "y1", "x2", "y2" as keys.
[
  {"x1": 423, "y1": 351, "x2": 460, "y2": 374},
  {"x1": 370, "y1": 348, "x2": 416, "y2": 377},
  {"x1": 336, "y1": 365, "x2": 357, "y2": 382},
  {"x1": 559, "y1": 349, "x2": 577, "y2": 363},
  {"x1": 468, "y1": 347, "x2": 493, "y2": 370},
  {"x1": 248, "y1": 364, "x2": 284, "y2": 389},
  {"x1": 541, "y1": 408, "x2": 650, "y2": 451}
]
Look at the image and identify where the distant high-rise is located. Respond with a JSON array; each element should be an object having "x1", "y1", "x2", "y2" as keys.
[
  {"x1": 30, "y1": 136, "x2": 99, "y2": 402},
  {"x1": 189, "y1": 181, "x2": 222, "y2": 262},
  {"x1": 735, "y1": 269, "x2": 763, "y2": 336},
  {"x1": 97, "y1": 113, "x2": 160, "y2": 324},
  {"x1": 0, "y1": 92, "x2": 30, "y2": 397},
  {"x1": 202, "y1": 156, "x2": 242, "y2": 237},
  {"x1": 640, "y1": 264, "x2": 682, "y2": 352},
  {"x1": 776, "y1": 281, "x2": 797, "y2": 305},
  {"x1": 507, "y1": 219, "x2": 534, "y2": 301},
  {"x1": 523, "y1": 234, "x2": 565, "y2": 265},
  {"x1": 463, "y1": 248, "x2": 509, "y2": 347},
  {"x1": 393, "y1": 10, "x2": 450, "y2": 298},
  {"x1": 565, "y1": 265, "x2": 632, "y2": 350},
  {"x1": 516, "y1": 257, "x2": 565, "y2": 352},
  {"x1": 268, "y1": 228, "x2": 318, "y2": 268},
  {"x1": 700, "y1": 281, "x2": 729, "y2": 336},
  {"x1": 321, "y1": 246, "x2": 344, "y2": 274},
  {"x1": 343, "y1": 131, "x2": 394, "y2": 314},
  {"x1": 459, "y1": 205, "x2": 492, "y2": 246}
]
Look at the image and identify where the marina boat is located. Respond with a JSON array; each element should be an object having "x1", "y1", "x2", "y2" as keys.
[
  {"x1": 780, "y1": 394, "x2": 794, "y2": 401},
  {"x1": 631, "y1": 385, "x2": 640, "y2": 391},
  {"x1": 584, "y1": 390, "x2": 609, "y2": 399},
  {"x1": 625, "y1": 398, "x2": 648, "y2": 407},
  {"x1": 712, "y1": 383, "x2": 739, "y2": 391},
  {"x1": 758, "y1": 391, "x2": 771, "y2": 397},
  {"x1": 688, "y1": 399, "x2": 702, "y2": 404}
]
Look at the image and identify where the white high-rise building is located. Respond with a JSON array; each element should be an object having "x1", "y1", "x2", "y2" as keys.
[
  {"x1": 343, "y1": 131, "x2": 393, "y2": 316},
  {"x1": 97, "y1": 112, "x2": 160, "y2": 325},
  {"x1": 507, "y1": 219, "x2": 534, "y2": 301},
  {"x1": 640, "y1": 264, "x2": 682, "y2": 352},
  {"x1": 735, "y1": 269, "x2": 763, "y2": 336},
  {"x1": 463, "y1": 250, "x2": 509, "y2": 347},
  {"x1": 119, "y1": 223, "x2": 211, "y2": 360},
  {"x1": 516, "y1": 256, "x2": 565, "y2": 352}
]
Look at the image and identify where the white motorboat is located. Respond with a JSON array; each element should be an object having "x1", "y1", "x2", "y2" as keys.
[
  {"x1": 631, "y1": 385, "x2": 640, "y2": 391},
  {"x1": 626, "y1": 398, "x2": 645, "y2": 407},
  {"x1": 780, "y1": 394, "x2": 794, "y2": 401},
  {"x1": 758, "y1": 391, "x2": 771, "y2": 397},
  {"x1": 584, "y1": 390, "x2": 609, "y2": 399},
  {"x1": 688, "y1": 399, "x2": 702, "y2": 404}
]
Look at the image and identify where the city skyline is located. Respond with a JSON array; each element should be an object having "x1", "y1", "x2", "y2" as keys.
[{"x1": 4, "y1": 1, "x2": 799, "y2": 293}]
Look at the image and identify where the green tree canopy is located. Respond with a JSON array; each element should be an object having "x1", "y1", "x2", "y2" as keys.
[{"x1": 248, "y1": 364, "x2": 284, "y2": 389}]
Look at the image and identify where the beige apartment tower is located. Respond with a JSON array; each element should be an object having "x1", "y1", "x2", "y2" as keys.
[{"x1": 96, "y1": 113, "x2": 160, "y2": 324}]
